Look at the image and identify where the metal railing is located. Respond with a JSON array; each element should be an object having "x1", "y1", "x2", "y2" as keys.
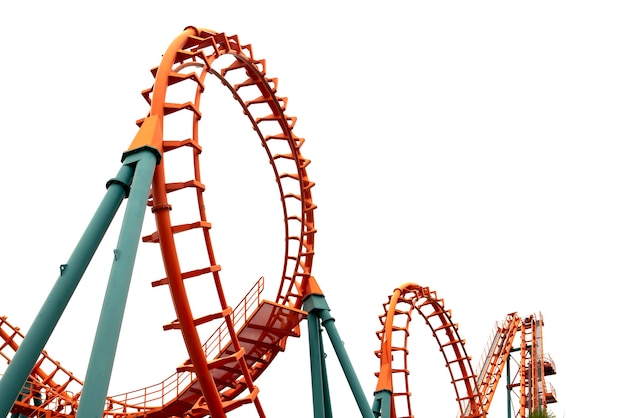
[{"x1": 106, "y1": 276, "x2": 265, "y2": 414}]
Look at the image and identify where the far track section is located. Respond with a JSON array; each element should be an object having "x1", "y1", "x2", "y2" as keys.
[{"x1": 373, "y1": 283, "x2": 558, "y2": 418}]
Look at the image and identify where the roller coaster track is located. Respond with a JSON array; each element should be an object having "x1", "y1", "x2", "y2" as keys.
[
  {"x1": 373, "y1": 283, "x2": 483, "y2": 418},
  {"x1": 1, "y1": 26, "x2": 315, "y2": 418},
  {"x1": 0, "y1": 27, "x2": 558, "y2": 418},
  {"x1": 127, "y1": 26, "x2": 315, "y2": 417},
  {"x1": 469, "y1": 312, "x2": 521, "y2": 415},
  {"x1": 507, "y1": 313, "x2": 558, "y2": 418},
  {"x1": 0, "y1": 316, "x2": 82, "y2": 417},
  {"x1": 373, "y1": 284, "x2": 557, "y2": 418}
]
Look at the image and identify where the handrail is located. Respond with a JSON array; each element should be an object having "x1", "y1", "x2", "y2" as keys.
[
  {"x1": 475, "y1": 320, "x2": 500, "y2": 379},
  {"x1": 458, "y1": 320, "x2": 498, "y2": 417},
  {"x1": 544, "y1": 353, "x2": 556, "y2": 373},
  {"x1": 545, "y1": 381, "x2": 557, "y2": 400},
  {"x1": 106, "y1": 276, "x2": 265, "y2": 413}
]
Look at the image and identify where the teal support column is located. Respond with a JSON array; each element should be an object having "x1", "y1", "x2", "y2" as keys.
[
  {"x1": 304, "y1": 294, "x2": 374, "y2": 418},
  {"x1": 319, "y1": 335, "x2": 332, "y2": 417},
  {"x1": 372, "y1": 389, "x2": 392, "y2": 418},
  {"x1": 318, "y1": 307, "x2": 373, "y2": 418},
  {"x1": 507, "y1": 347, "x2": 520, "y2": 418},
  {"x1": 76, "y1": 149, "x2": 158, "y2": 418},
  {"x1": 307, "y1": 310, "x2": 331, "y2": 418},
  {"x1": 0, "y1": 164, "x2": 134, "y2": 417},
  {"x1": 507, "y1": 352, "x2": 512, "y2": 418}
]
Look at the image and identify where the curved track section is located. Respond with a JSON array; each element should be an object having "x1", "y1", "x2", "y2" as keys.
[
  {"x1": 139, "y1": 26, "x2": 316, "y2": 306},
  {"x1": 126, "y1": 27, "x2": 315, "y2": 417},
  {"x1": 1, "y1": 316, "x2": 82, "y2": 417},
  {"x1": 374, "y1": 283, "x2": 484, "y2": 418}
]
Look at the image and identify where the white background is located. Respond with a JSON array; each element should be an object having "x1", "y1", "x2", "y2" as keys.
[{"x1": 2, "y1": 2, "x2": 625, "y2": 417}]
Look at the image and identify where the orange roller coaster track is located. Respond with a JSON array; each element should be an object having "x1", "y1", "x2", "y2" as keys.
[
  {"x1": 373, "y1": 283, "x2": 483, "y2": 418},
  {"x1": 0, "y1": 27, "x2": 557, "y2": 418},
  {"x1": 130, "y1": 26, "x2": 316, "y2": 417}
]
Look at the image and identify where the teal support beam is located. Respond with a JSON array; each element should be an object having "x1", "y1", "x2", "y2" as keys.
[
  {"x1": 319, "y1": 334, "x2": 333, "y2": 416},
  {"x1": 507, "y1": 347, "x2": 521, "y2": 418},
  {"x1": 318, "y1": 307, "x2": 373, "y2": 418},
  {"x1": 372, "y1": 389, "x2": 392, "y2": 418},
  {"x1": 76, "y1": 149, "x2": 158, "y2": 418},
  {"x1": 307, "y1": 309, "x2": 331, "y2": 418},
  {"x1": 0, "y1": 163, "x2": 134, "y2": 417},
  {"x1": 304, "y1": 293, "x2": 374, "y2": 418},
  {"x1": 507, "y1": 353, "x2": 513, "y2": 418}
]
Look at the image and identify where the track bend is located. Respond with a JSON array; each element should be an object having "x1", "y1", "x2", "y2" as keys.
[
  {"x1": 120, "y1": 27, "x2": 316, "y2": 417},
  {"x1": 1, "y1": 316, "x2": 82, "y2": 417},
  {"x1": 374, "y1": 283, "x2": 484, "y2": 418}
]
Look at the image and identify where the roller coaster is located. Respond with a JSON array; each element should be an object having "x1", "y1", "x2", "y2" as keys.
[{"x1": 0, "y1": 27, "x2": 557, "y2": 418}]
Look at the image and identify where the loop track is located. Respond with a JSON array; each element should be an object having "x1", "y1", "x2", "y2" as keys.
[
  {"x1": 129, "y1": 26, "x2": 316, "y2": 417},
  {"x1": 375, "y1": 283, "x2": 483, "y2": 418}
]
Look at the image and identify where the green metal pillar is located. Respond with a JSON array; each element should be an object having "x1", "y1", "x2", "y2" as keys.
[
  {"x1": 0, "y1": 164, "x2": 134, "y2": 417},
  {"x1": 372, "y1": 389, "x2": 392, "y2": 418},
  {"x1": 303, "y1": 293, "x2": 374, "y2": 418},
  {"x1": 307, "y1": 308, "x2": 332, "y2": 418},
  {"x1": 507, "y1": 354, "x2": 512, "y2": 418},
  {"x1": 318, "y1": 307, "x2": 373, "y2": 418},
  {"x1": 507, "y1": 347, "x2": 520, "y2": 418},
  {"x1": 76, "y1": 149, "x2": 158, "y2": 418}
]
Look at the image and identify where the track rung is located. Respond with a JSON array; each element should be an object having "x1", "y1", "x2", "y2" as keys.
[
  {"x1": 151, "y1": 265, "x2": 221, "y2": 287},
  {"x1": 163, "y1": 307, "x2": 233, "y2": 331}
]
